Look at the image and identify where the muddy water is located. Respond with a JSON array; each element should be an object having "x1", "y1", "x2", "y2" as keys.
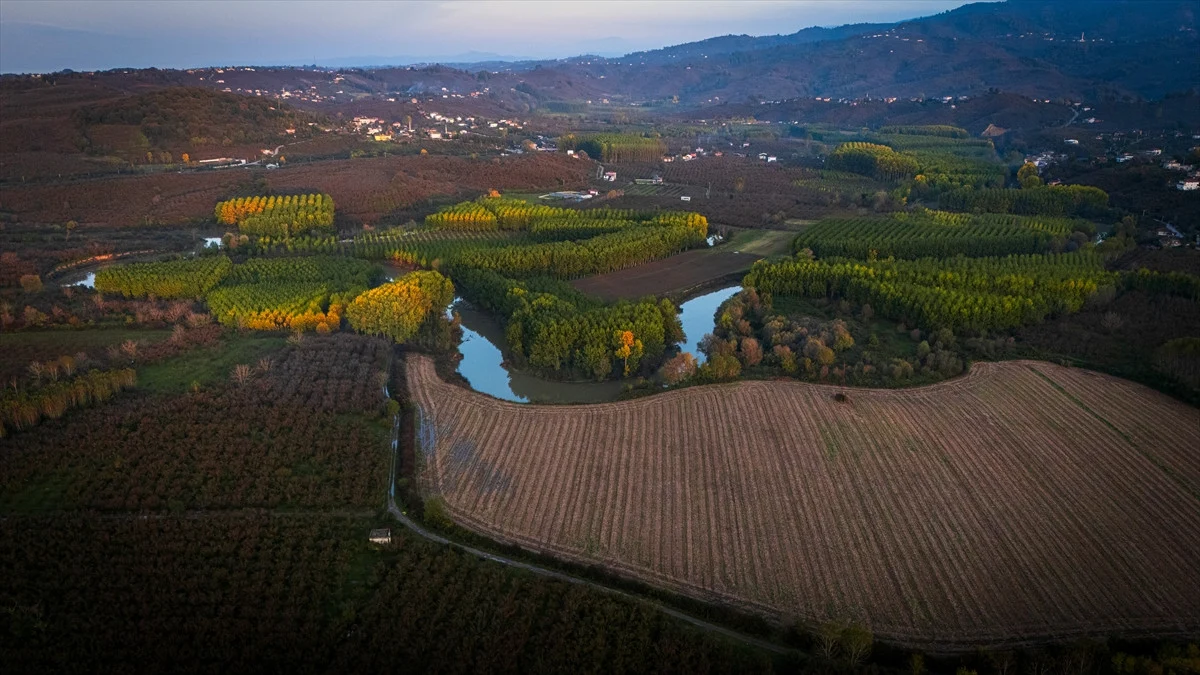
[{"x1": 448, "y1": 285, "x2": 742, "y2": 403}]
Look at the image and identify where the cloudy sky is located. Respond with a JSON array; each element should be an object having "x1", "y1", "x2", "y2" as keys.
[{"x1": 0, "y1": 0, "x2": 970, "y2": 73}]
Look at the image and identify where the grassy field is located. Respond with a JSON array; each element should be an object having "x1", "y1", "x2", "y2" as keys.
[
  {"x1": 407, "y1": 353, "x2": 1200, "y2": 650},
  {"x1": 136, "y1": 333, "x2": 287, "y2": 394},
  {"x1": 722, "y1": 229, "x2": 794, "y2": 257}
]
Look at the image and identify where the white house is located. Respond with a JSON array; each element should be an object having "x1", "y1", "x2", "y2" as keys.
[{"x1": 1177, "y1": 179, "x2": 1199, "y2": 191}]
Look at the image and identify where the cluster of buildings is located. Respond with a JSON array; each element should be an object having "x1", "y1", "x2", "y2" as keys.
[{"x1": 342, "y1": 109, "x2": 525, "y2": 143}]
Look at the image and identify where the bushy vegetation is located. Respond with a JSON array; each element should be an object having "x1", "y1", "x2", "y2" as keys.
[
  {"x1": 559, "y1": 133, "x2": 667, "y2": 162},
  {"x1": 75, "y1": 87, "x2": 316, "y2": 151},
  {"x1": 215, "y1": 193, "x2": 335, "y2": 238},
  {"x1": 346, "y1": 271, "x2": 455, "y2": 343},
  {"x1": 826, "y1": 142, "x2": 920, "y2": 181},
  {"x1": 0, "y1": 515, "x2": 773, "y2": 675},
  {"x1": 0, "y1": 335, "x2": 390, "y2": 512},
  {"x1": 207, "y1": 257, "x2": 376, "y2": 331},
  {"x1": 793, "y1": 210, "x2": 1085, "y2": 260},
  {"x1": 454, "y1": 267, "x2": 682, "y2": 379},
  {"x1": 940, "y1": 184, "x2": 1109, "y2": 217},
  {"x1": 94, "y1": 255, "x2": 232, "y2": 299},
  {"x1": 0, "y1": 367, "x2": 136, "y2": 438},
  {"x1": 746, "y1": 252, "x2": 1117, "y2": 333},
  {"x1": 877, "y1": 125, "x2": 970, "y2": 138}
]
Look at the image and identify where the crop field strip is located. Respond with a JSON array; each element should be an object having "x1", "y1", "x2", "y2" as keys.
[{"x1": 406, "y1": 355, "x2": 1200, "y2": 649}]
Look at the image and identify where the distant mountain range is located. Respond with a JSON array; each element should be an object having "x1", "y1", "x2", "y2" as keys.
[{"x1": 4, "y1": 1, "x2": 1196, "y2": 108}]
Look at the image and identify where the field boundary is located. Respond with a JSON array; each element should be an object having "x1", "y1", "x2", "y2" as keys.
[{"x1": 405, "y1": 354, "x2": 1200, "y2": 651}]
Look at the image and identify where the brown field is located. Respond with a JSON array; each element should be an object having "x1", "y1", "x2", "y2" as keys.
[
  {"x1": 406, "y1": 354, "x2": 1200, "y2": 650},
  {"x1": 0, "y1": 153, "x2": 588, "y2": 226},
  {"x1": 572, "y1": 250, "x2": 760, "y2": 300}
]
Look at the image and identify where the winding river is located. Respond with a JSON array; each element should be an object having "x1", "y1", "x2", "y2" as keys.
[
  {"x1": 449, "y1": 285, "x2": 742, "y2": 404},
  {"x1": 66, "y1": 253, "x2": 739, "y2": 405}
]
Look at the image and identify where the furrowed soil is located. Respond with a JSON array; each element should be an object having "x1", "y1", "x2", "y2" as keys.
[{"x1": 405, "y1": 354, "x2": 1200, "y2": 651}]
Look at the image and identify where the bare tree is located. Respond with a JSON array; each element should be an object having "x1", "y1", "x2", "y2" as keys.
[
  {"x1": 816, "y1": 620, "x2": 842, "y2": 660},
  {"x1": 841, "y1": 623, "x2": 873, "y2": 667},
  {"x1": 232, "y1": 364, "x2": 254, "y2": 385}
]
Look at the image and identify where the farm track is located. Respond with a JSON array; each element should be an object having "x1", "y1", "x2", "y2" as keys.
[
  {"x1": 405, "y1": 354, "x2": 1200, "y2": 651},
  {"x1": 381, "y1": 414, "x2": 797, "y2": 657}
]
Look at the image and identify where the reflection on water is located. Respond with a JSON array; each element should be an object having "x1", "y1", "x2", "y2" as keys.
[
  {"x1": 446, "y1": 286, "x2": 741, "y2": 403},
  {"x1": 56, "y1": 270, "x2": 97, "y2": 288},
  {"x1": 675, "y1": 286, "x2": 742, "y2": 364},
  {"x1": 451, "y1": 299, "x2": 624, "y2": 404}
]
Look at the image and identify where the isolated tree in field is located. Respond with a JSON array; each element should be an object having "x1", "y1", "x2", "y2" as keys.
[
  {"x1": 65, "y1": 220, "x2": 77, "y2": 241},
  {"x1": 909, "y1": 653, "x2": 926, "y2": 675},
  {"x1": 660, "y1": 353, "x2": 697, "y2": 385}
]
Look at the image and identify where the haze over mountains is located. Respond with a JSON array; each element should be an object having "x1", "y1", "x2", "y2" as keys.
[{"x1": 3, "y1": 0, "x2": 1196, "y2": 106}]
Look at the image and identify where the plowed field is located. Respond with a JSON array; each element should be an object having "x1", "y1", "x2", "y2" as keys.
[{"x1": 405, "y1": 355, "x2": 1200, "y2": 650}]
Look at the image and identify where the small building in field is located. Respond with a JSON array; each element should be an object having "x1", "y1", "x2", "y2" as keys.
[
  {"x1": 603, "y1": 171, "x2": 617, "y2": 182},
  {"x1": 1177, "y1": 179, "x2": 1200, "y2": 191},
  {"x1": 680, "y1": 195, "x2": 691, "y2": 202},
  {"x1": 369, "y1": 529, "x2": 392, "y2": 545}
]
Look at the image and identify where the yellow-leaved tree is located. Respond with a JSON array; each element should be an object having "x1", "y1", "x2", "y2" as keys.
[{"x1": 346, "y1": 271, "x2": 454, "y2": 343}]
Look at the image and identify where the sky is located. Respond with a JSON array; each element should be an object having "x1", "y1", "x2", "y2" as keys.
[{"x1": 0, "y1": 0, "x2": 972, "y2": 74}]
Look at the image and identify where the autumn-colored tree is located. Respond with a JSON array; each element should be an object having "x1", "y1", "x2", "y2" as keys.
[
  {"x1": 659, "y1": 352, "x2": 697, "y2": 385},
  {"x1": 19, "y1": 274, "x2": 43, "y2": 294},
  {"x1": 614, "y1": 330, "x2": 643, "y2": 376},
  {"x1": 704, "y1": 354, "x2": 742, "y2": 380},
  {"x1": 181, "y1": 153, "x2": 190, "y2": 164},
  {"x1": 739, "y1": 337, "x2": 763, "y2": 367},
  {"x1": 773, "y1": 345, "x2": 798, "y2": 374},
  {"x1": 831, "y1": 320, "x2": 855, "y2": 351}
]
